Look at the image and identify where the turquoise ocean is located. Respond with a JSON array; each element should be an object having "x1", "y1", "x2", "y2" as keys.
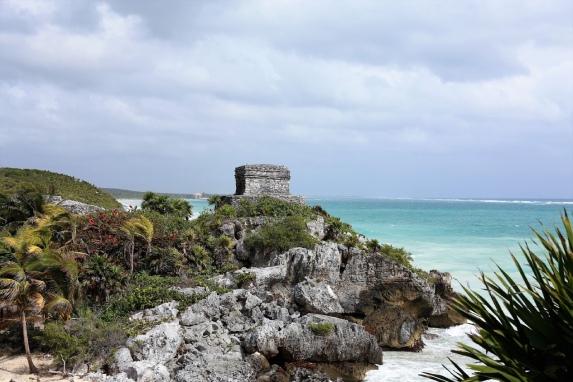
[{"x1": 119, "y1": 197, "x2": 573, "y2": 381}]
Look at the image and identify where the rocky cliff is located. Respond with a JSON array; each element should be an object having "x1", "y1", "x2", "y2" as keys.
[{"x1": 85, "y1": 214, "x2": 464, "y2": 382}]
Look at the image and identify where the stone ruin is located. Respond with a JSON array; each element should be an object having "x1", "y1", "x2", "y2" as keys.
[{"x1": 221, "y1": 164, "x2": 305, "y2": 206}]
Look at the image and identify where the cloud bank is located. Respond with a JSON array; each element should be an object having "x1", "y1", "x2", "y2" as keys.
[{"x1": 1, "y1": 0, "x2": 572, "y2": 198}]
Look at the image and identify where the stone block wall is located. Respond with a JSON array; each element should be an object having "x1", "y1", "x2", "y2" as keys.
[{"x1": 235, "y1": 164, "x2": 290, "y2": 195}]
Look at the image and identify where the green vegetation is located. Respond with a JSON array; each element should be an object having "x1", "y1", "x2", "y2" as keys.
[
  {"x1": 0, "y1": 168, "x2": 121, "y2": 210},
  {"x1": 100, "y1": 273, "x2": 208, "y2": 321},
  {"x1": 235, "y1": 271, "x2": 256, "y2": 287},
  {"x1": 141, "y1": 191, "x2": 192, "y2": 219},
  {"x1": 422, "y1": 211, "x2": 573, "y2": 381},
  {"x1": 0, "y1": 184, "x2": 46, "y2": 234},
  {"x1": 38, "y1": 311, "x2": 127, "y2": 369},
  {"x1": 244, "y1": 215, "x2": 318, "y2": 254},
  {"x1": 0, "y1": 178, "x2": 439, "y2": 373},
  {"x1": 0, "y1": 206, "x2": 80, "y2": 373},
  {"x1": 376, "y1": 243, "x2": 428, "y2": 279},
  {"x1": 308, "y1": 321, "x2": 335, "y2": 336},
  {"x1": 235, "y1": 196, "x2": 316, "y2": 219}
]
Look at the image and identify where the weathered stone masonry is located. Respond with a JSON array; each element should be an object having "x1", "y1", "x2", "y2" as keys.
[{"x1": 222, "y1": 164, "x2": 305, "y2": 206}]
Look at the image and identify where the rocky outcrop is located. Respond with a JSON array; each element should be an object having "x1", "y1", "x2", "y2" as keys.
[
  {"x1": 244, "y1": 314, "x2": 382, "y2": 381},
  {"x1": 47, "y1": 196, "x2": 105, "y2": 214},
  {"x1": 87, "y1": 286, "x2": 379, "y2": 382},
  {"x1": 223, "y1": 234, "x2": 464, "y2": 351},
  {"x1": 85, "y1": 203, "x2": 463, "y2": 381},
  {"x1": 427, "y1": 270, "x2": 466, "y2": 327},
  {"x1": 293, "y1": 281, "x2": 344, "y2": 314}
]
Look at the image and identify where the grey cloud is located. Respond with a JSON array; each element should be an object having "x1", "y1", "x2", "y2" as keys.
[{"x1": 0, "y1": 0, "x2": 571, "y2": 198}]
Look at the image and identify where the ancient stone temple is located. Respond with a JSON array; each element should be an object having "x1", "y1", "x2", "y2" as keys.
[
  {"x1": 222, "y1": 164, "x2": 305, "y2": 206},
  {"x1": 235, "y1": 164, "x2": 290, "y2": 195}
]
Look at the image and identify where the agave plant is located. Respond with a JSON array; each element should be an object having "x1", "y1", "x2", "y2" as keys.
[{"x1": 421, "y1": 211, "x2": 573, "y2": 381}]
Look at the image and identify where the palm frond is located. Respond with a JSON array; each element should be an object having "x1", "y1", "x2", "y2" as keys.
[{"x1": 422, "y1": 210, "x2": 573, "y2": 381}]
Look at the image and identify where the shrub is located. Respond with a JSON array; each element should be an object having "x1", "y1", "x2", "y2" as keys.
[
  {"x1": 101, "y1": 273, "x2": 206, "y2": 321},
  {"x1": 379, "y1": 244, "x2": 414, "y2": 268},
  {"x1": 244, "y1": 215, "x2": 318, "y2": 254},
  {"x1": 308, "y1": 322, "x2": 335, "y2": 336},
  {"x1": 38, "y1": 310, "x2": 128, "y2": 369},
  {"x1": 187, "y1": 244, "x2": 214, "y2": 273},
  {"x1": 38, "y1": 321, "x2": 87, "y2": 367},
  {"x1": 366, "y1": 239, "x2": 382, "y2": 253},
  {"x1": 0, "y1": 322, "x2": 44, "y2": 353},
  {"x1": 235, "y1": 196, "x2": 315, "y2": 219},
  {"x1": 422, "y1": 211, "x2": 573, "y2": 381},
  {"x1": 235, "y1": 272, "x2": 256, "y2": 287},
  {"x1": 215, "y1": 204, "x2": 236, "y2": 219},
  {"x1": 76, "y1": 210, "x2": 129, "y2": 259},
  {"x1": 81, "y1": 254, "x2": 128, "y2": 304},
  {"x1": 323, "y1": 216, "x2": 356, "y2": 242},
  {"x1": 141, "y1": 191, "x2": 192, "y2": 219},
  {"x1": 207, "y1": 195, "x2": 223, "y2": 208},
  {"x1": 140, "y1": 210, "x2": 194, "y2": 248},
  {"x1": 142, "y1": 247, "x2": 186, "y2": 276}
]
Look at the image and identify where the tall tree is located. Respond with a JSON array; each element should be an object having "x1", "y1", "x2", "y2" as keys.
[
  {"x1": 1, "y1": 224, "x2": 78, "y2": 374},
  {"x1": 120, "y1": 215, "x2": 154, "y2": 274}
]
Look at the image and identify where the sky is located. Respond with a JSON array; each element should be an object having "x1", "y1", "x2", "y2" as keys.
[{"x1": 0, "y1": 0, "x2": 572, "y2": 199}]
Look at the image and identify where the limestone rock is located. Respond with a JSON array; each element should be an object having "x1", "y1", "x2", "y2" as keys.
[
  {"x1": 306, "y1": 216, "x2": 326, "y2": 240},
  {"x1": 48, "y1": 198, "x2": 105, "y2": 214},
  {"x1": 126, "y1": 361, "x2": 170, "y2": 382},
  {"x1": 293, "y1": 281, "x2": 343, "y2": 314},
  {"x1": 282, "y1": 315, "x2": 382, "y2": 365},
  {"x1": 243, "y1": 314, "x2": 382, "y2": 367},
  {"x1": 427, "y1": 270, "x2": 466, "y2": 327},
  {"x1": 362, "y1": 304, "x2": 425, "y2": 350},
  {"x1": 126, "y1": 321, "x2": 182, "y2": 364},
  {"x1": 130, "y1": 301, "x2": 178, "y2": 323},
  {"x1": 114, "y1": 347, "x2": 134, "y2": 373},
  {"x1": 243, "y1": 324, "x2": 282, "y2": 358}
]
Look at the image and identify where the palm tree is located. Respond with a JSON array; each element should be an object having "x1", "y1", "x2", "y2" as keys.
[
  {"x1": 141, "y1": 191, "x2": 171, "y2": 214},
  {"x1": 120, "y1": 215, "x2": 154, "y2": 274},
  {"x1": 40, "y1": 204, "x2": 79, "y2": 246},
  {"x1": 421, "y1": 211, "x2": 573, "y2": 381},
  {"x1": 0, "y1": 185, "x2": 46, "y2": 234},
  {"x1": 1, "y1": 225, "x2": 78, "y2": 374},
  {"x1": 170, "y1": 198, "x2": 193, "y2": 220},
  {"x1": 141, "y1": 191, "x2": 192, "y2": 218}
]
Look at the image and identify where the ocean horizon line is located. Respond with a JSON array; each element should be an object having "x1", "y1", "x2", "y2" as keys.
[
  {"x1": 116, "y1": 196, "x2": 573, "y2": 205},
  {"x1": 303, "y1": 196, "x2": 573, "y2": 204}
]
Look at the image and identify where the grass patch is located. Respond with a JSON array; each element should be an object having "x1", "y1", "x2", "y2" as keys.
[{"x1": 308, "y1": 322, "x2": 335, "y2": 336}]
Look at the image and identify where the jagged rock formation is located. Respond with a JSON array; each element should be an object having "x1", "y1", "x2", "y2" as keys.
[
  {"x1": 220, "y1": 217, "x2": 466, "y2": 352},
  {"x1": 47, "y1": 195, "x2": 105, "y2": 214},
  {"x1": 87, "y1": 288, "x2": 377, "y2": 382}
]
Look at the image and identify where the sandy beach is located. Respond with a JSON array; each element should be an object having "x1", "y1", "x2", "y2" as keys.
[{"x1": 0, "y1": 353, "x2": 89, "y2": 382}]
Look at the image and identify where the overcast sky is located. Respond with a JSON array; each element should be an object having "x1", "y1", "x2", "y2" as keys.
[{"x1": 0, "y1": 0, "x2": 572, "y2": 198}]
